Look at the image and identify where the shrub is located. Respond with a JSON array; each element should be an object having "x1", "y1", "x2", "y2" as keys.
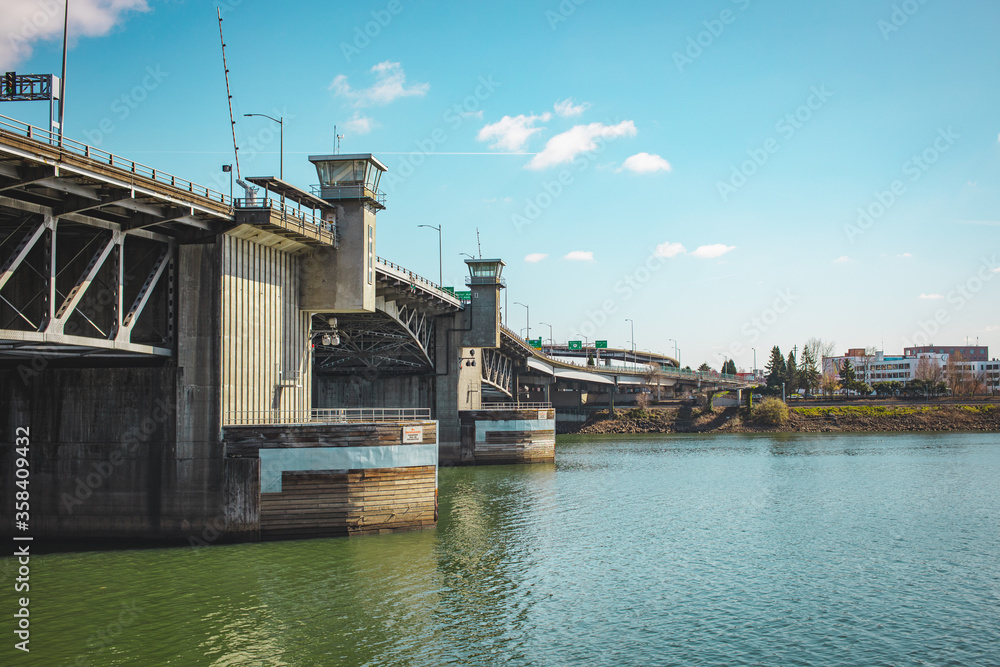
[{"x1": 751, "y1": 397, "x2": 789, "y2": 426}]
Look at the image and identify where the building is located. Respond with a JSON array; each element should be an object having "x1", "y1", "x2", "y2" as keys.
[{"x1": 822, "y1": 346, "x2": 1000, "y2": 393}]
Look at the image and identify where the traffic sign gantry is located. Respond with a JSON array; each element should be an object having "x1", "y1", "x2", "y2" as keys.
[
  {"x1": 595, "y1": 340, "x2": 608, "y2": 349},
  {"x1": 568, "y1": 340, "x2": 582, "y2": 351}
]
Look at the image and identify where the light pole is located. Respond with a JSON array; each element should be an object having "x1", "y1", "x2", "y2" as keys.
[
  {"x1": 669, "y1": 338, "x2": 678, "y2": 368},
  {"x1": 244, "y1": 113, "x2": 283, "y2": 179},
  {"x1": 718, "y1": 353, "x2": 728, "y2": 376},
  {"x1": 539, "y1": 322, "x2": 554, "y2": 350},
  {"x1": 417, "y1": 224, "x2": 442, "y2": 286},
  {"x1": 752, "y1": 347, "x2": 757, "y2": 379},
  {"x1": 515, "y1": 301, "x2": 529, "y2": 340},
  {"x1": 625, "y1": 318, "x2": 635, "y2": 364}
]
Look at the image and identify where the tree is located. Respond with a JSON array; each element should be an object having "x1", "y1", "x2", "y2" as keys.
[
  {"x1": 643, "y1": 363, "x2": 664, "y2": 401},
  {"x1": 723, "y1": 359, "x2": 737, "y2": 375},
  {"x1": 765, "y1": 346, "x2": 786, "y2": 389},
  {"x1": 873, "y1": 380, "x2": 902, "y2": 397},
  {"x1": 697, "y1": 362, "x2": 712, "y2": 372},
  {"x1": 857, "y1": 346, "x2": 879, "y2": 386},
  {"x1": 819, "y1": 371, "x2": 840, "y2": 396},
  {"x1": 785, "y1": 350, "x2": 799, "y2": 393},
  {"x1": 839, "y1": 358, "x2": 857, "y2": 393},
  {"x1": 946, "y1": 353, "x2": 968, "y2": 396},
  {"x1": 800, "y1": 346, "x2": 820, "y2": 395},
  {"x1": 914, "y1": 356, "x2": 944, "y2": 385}
]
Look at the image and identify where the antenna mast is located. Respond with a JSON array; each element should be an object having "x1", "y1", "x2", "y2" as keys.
[
  {"x1": 217, "y1": 9, "x2": 240, "y2": 180},
  {"x1": 476, "y1": 228, "x2": 482, "y2": 258}
]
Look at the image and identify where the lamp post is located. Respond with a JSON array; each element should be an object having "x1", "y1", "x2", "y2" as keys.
[
  {"x1": 514, "y1": 302, "x2": 529, "y2": 340},
  {"x1": 752, "y1": 347, "x2": 757, "y2": 379},
  {"x1": 539, "y1": 321, "x2": 553, "y2": 351},
  {"x1": 222, "y1": 164, "x2": 233, "y2": 202},
  {"x1": 243, "y1": 113, "x2": 283, "y2": 179},
  {"x1": 625, "y1": 318, "x2": 635, "y2": 364},
  {"x1": 718, "y1": 353, "x2": 728, "y2": 376},
  {"x1": 418, "y1": 224, "x2": 442, "y2": 286},
  {"x1": 669, "y1": 338, "x2": 678, "y2": 368}
]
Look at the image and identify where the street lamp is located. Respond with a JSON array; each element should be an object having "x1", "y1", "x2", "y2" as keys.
[
  {"x1": 625, "y1": 318, "x2": 635, "y2": 364},
  {"x1": 539, "y1": 321, "x2": 554, "y2": 350},
  {"x1": 418, "y1": 224, "x2": 442, "y2": 286},
  {"x1": 669, "y1": 338, "x2": 678, "y2": 368},
  {"x1": 718, "y1": 353, "x2": 728, "y2": 376},
  {"x1": 244, "y1": 113, "x2": 283, "y2": 179},
  {"x1": 752, "y1": 347, "x2": 757, "y2": 378},
  {"x1": 514, "y1": 302, "x2": 529, "y2": 340}
]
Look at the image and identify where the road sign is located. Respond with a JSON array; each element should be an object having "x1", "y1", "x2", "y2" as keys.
[
  {"x1": 595, "y1": 340, "x2": 608, "y2": 349},
  {"x1": 568, "y1": 340, "x2": 582, "y2": 350},
  {"x1": 528, "y1": 338, "x2": 542, "y2": 348}
]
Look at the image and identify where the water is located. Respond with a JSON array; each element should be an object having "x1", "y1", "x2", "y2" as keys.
[{"x1": 4, "y1": 432, "x2": 999, "y2": 666}]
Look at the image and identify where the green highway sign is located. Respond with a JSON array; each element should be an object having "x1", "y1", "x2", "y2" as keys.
[
  {"x1": 595, "y1": 340, "x2": 608, "y2": 349},
  {"x1": 455, "y1": 291, "x2": 471, "y2": 300},
  {"x1": 528, "y1": 338, "x2": 543, "y2": 348},
  {"x1": 568, "y1": 340, "x2": 582, "y2": 351}
]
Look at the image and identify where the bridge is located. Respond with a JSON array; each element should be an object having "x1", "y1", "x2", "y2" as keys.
[{"x1": 0, "y1": 113, "x2": 751, "y2": 543}]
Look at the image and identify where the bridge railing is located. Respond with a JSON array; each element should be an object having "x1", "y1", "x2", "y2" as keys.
[
  {"x1": 375, "y1": 256, "x2": 461, "y2": 302},
  {"x1": 0, "y1": 113, "x2": 232, "y2": 206},
  {"x1": 224, "y1": 407, "x2": 432, "y2": 426},
  {"x1": 234, "y1": 197, "x2": 337, "y2": 244},
  {"x1": 480, "y1": 402, "x2": 552, "y2": 410}
]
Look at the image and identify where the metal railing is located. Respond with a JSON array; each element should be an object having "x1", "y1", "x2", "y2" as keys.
[
  {"x1": 375, "y1": 257, "x2": 462, "y2": 305},
  {"x1": 310, "y1": 183, "x2": 386, "y2": 207},
  {"x1": 0, "y1": 113, "x2": 232, "y2": 206},
  {"x1": 224, "y1": 407, "x2": 431, "y2": 426},
  {"x1": 480, "y1": 402, "x2": 553, "y2": 410},
  {"x1": 234, "y1": 197, "x2": 337, "y2": 244}
]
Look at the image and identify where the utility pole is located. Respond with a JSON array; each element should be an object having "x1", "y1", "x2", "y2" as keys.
[{"x1": 625, "y1": 318, "x2": 635, "y2": 365}]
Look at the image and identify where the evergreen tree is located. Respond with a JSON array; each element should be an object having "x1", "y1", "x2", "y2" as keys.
[
  {"x1": 786, "y1": 350, "x2": 799, "y2": 392},
  {"x1": 800, "y1": 346, "x2": 820, "y2": 395},
  {"x1": 723, "y1": 359, "x2": 737, "y2": 375},
  {"x1": 765, "y1": 346, "x2": 785, "y2": 388},
  {"x1": 839, "y1": 359, "x2": 857, "y2": 392},
  {"x1": 697, "y1": 362, "x2": 712, "y2": 372}
]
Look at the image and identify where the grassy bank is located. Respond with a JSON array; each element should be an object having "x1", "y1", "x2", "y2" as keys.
[{"x1": 572, "y1": 403, "x2": 1000, "y2": 435}]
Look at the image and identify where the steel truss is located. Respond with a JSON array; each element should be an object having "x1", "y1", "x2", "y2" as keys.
[{"x1": 481, "y1": 347, "x2": 514, "y2": 397}]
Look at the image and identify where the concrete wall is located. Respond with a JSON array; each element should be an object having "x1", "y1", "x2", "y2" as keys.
[
  {"x1": 221, "y1": 234, "x2": 311, "y2": 422},
  {"x1": 314, "y1": 373, "x2": 435, "y2": 410},
  {"x1": 299, "y1": 202, "x2": 376, "y2": 312}
]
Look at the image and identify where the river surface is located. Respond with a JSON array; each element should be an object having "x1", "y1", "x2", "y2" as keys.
[{"x1": 3, "y1": 432, "x2": 999, "y2": 666}]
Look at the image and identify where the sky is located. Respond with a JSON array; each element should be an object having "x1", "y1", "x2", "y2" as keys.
[{"x1": 2, "y1": 0, "x2": 999, "y2": 371}]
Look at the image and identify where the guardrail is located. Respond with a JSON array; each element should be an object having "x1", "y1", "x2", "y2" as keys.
[
  {"x1": 224, "y1": 407, "x2": 432, "y2": 425},
  {"x1": 234, "y1": 197, "x2": 337, "y2": 244},
  {"x1": 480, "y1": 402, "x2": 553, "y2": 410},
  {"x1": 310, "y1": 183, "x2": 386, "y2": 207},
  {"x1": 375, "y1": 256, "x2": 461, "y2": 304},
  {"x1": 0, "y1": 113, "x2": 232, "y2": 206}
]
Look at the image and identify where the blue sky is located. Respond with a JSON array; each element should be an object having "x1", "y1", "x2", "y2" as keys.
[{"x1": 3, "y1": 0, "x2": 999, "y2": 370}]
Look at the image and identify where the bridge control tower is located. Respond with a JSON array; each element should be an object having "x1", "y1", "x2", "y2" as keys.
[
  {"x1": 301, "y1": 153, "x2": 387, "y2": 313},
  {"x1": 462, "y1": 258, "x2": 505, "y2": 348}
]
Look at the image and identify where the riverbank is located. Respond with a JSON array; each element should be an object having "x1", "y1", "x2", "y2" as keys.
[{"x1": 570, "y1": 404, "x2": 1000, "y2": 435}]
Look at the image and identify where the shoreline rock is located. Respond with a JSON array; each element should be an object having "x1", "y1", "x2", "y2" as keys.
[{"x1": 563, "y1": 405, "x2": 1000, "y2": 436}]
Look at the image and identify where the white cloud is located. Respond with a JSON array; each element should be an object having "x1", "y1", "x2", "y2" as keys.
[
  {"x1": 1, "y1": 0, "x2": 150, "y2": 70},
  {"x1": 554, "y1": 98, "x2": 590, "y2": 117},
  {"x1": 919, "y1": 293, "x2": 944, "y2": 300},
  {"x1": 833, "y1": 256, "x2": 851, "y2": 263},
  {"x1": 528, "y1": 121, "x2": 637, "y2": 170},
  {"x1": 691, "y1": 244, "x2": 735, "y2": 259},
  {"x1": 477, "y1": 113, "x2": 551, "y2": 151},
  {"x1": 524, "y1": 253, "x2": 548, "y2": 263},
  {"x1": 617, "y1": 152, "x2": 672, "y2": 174},
  {"x1": 993, "y1": 267, "x2": 1000, "y2": 274},
  {"x1": 654, "y1": 242, "x2": 686, "y2": 258},
  {"x1": 459, "y1": 110, "x2": 483, "y2": 119},
  {"x1": 564, "y1": 251, "x2": 594, "y2": 261},
  {"x1": 329, "y1": 61, "x2": 428, "y2": 107},
  {"x1": 342, "y1": 112, "x2": 375, "y2": 135},
  {"x1": 897, "y1": 252, "x2": 912, "y2": 258}
]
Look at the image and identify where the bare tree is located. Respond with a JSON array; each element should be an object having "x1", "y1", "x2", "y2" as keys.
[
  {"x1": 915, "y1": 356, "x2": 944, "y2": 384},
  {"x1": 805, "y1": 337, "x2": 837, "y2": 364},
  {"x1": 946, "y1": 353, "x2": 967, "y2": 396},
  {"x1": 857, "y1": 346, "x2": 879, "y2": 386},
  {"x1": 819, "y1": 371, "x2": 840, "y2": 396},
  {"x1": 643, "y1": 363, "x2": 665, "y2": 402}
]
